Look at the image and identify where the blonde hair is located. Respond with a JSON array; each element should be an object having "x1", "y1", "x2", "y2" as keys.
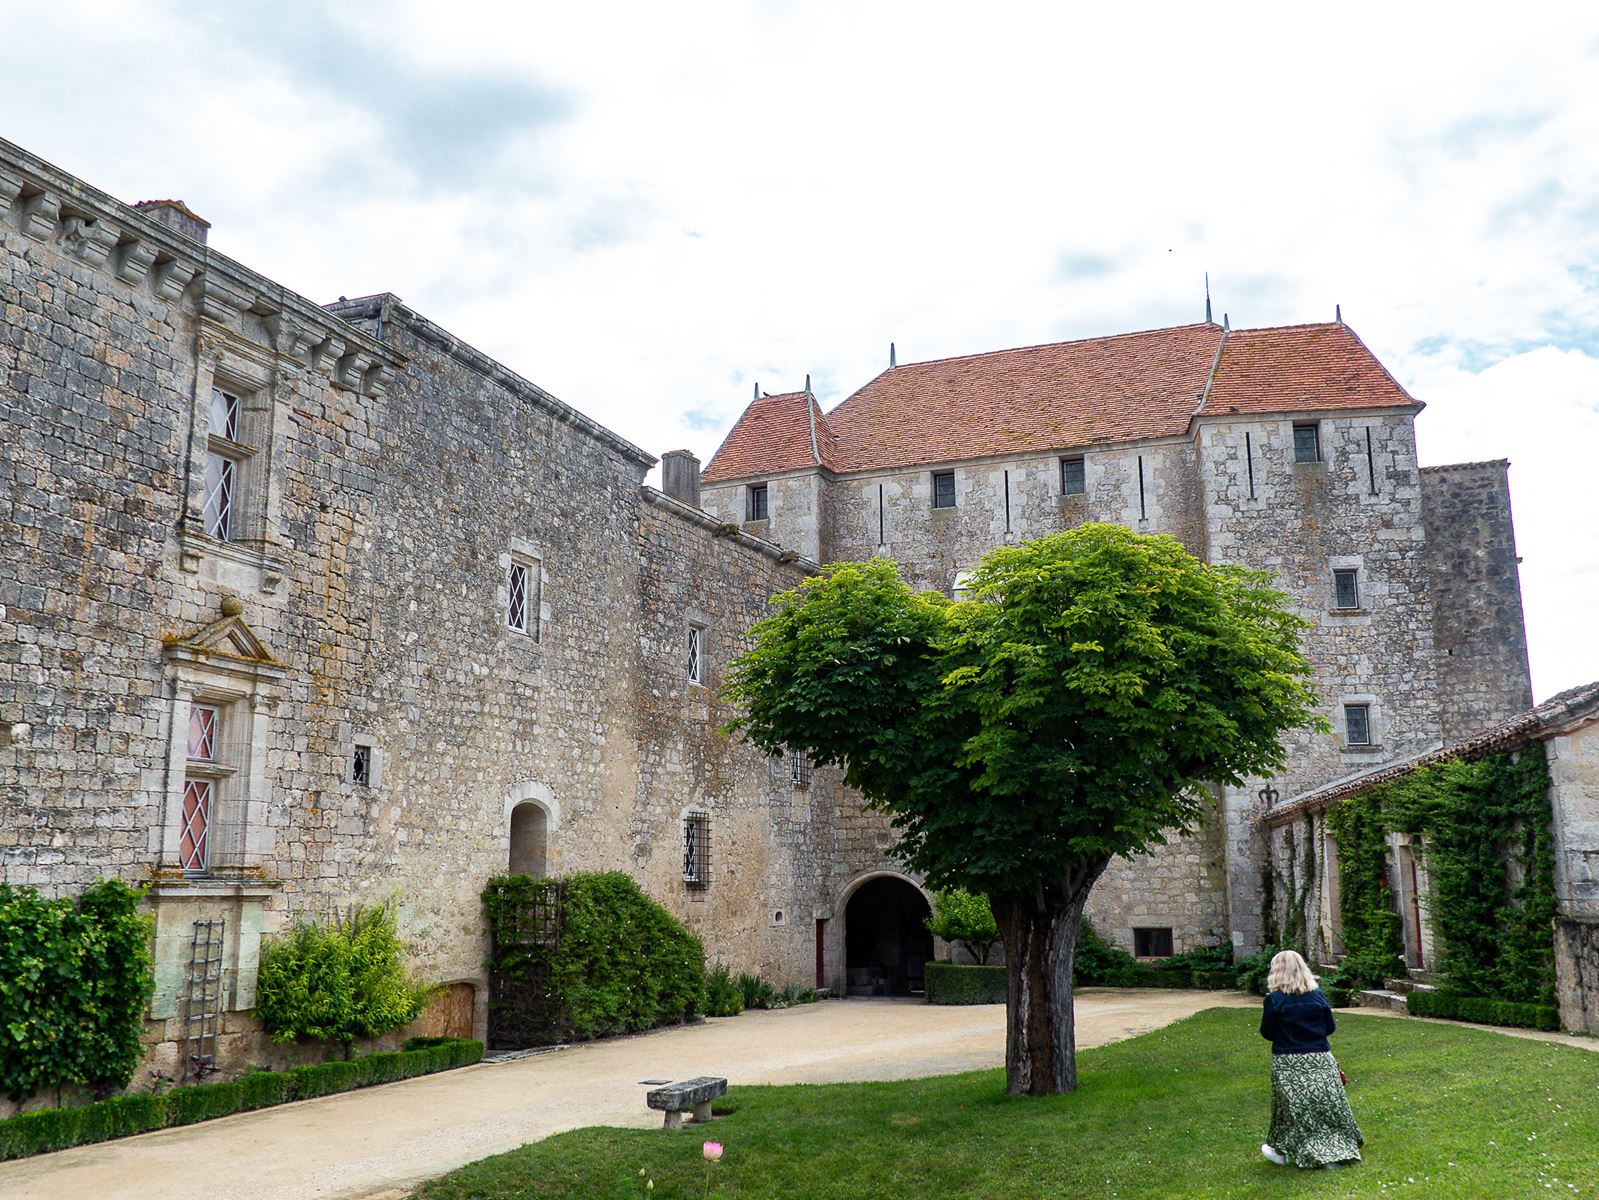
[{"x1": 1267, "y1": 950, "x2": 1318, "y2": 995}]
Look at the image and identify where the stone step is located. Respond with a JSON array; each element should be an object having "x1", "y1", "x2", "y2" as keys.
[
  {"x1": 1356, "y1": 988, "x2": 1409, "y2": 1014},
  {"x1": 1382, "y1": 976, "x2": 1439, "y2": 996}
]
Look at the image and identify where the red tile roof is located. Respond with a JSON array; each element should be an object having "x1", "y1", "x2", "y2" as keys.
[
  {"x1": 703, "y1": 321, "x2": 1420, "y2": 482},
  {"x1": 701, "y1": 391, "x2": 842, "y2": 483},
  {"x1": 1203, "y1": 323, "x2": 1418, "y2": 416}
]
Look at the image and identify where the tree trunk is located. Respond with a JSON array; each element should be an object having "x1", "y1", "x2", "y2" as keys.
[{"x1": 994, "y1": 863, "x2": 1106, "y2": 1096}]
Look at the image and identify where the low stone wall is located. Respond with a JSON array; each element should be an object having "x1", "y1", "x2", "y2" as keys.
[{"x1": 1554, "y1": 916, "x2": 1599, "y2": 1035}]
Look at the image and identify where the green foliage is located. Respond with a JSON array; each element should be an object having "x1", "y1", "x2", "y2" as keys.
[
  {"x1": 0, "y1": 1039, "x2": 481, "y2": 1161},
  {"x1": 1231, "y1": 946, "x2": 1280, "y2": 995},
  {"x1": 702, "y1": 964, "x2": 745, "y2": 1017},
  {"x1": 1407, "y1": 990, "x2": 1559, "y2": 1031},
  {"x1": 1161, "y1": 942, "x2": 1234, "y2": 972},
  {"x1": 1328, "y1": 748, "x2": 1555, "y2": 1002},
  {"x1": 924, "y1": 963, "x2": 1007, "y2": 1004},
  {"x1": 482, "y1": 873, "x2": 705, "y2": 1042},
  {"x1": 723, "y1": 526, "x2": 1322, "y2": 901},
  {"x1": 0, "y1": 879, "x2": 154, "y2": 1102},
  {"x1": 1071, "y1": 921, "x2": 1137, "y2": 985},
  {"x1": 255, "y1": 898, "x2": 432, "y2": 1052},
  {"x1": 1101, "y1": 964, "x2": 1194, "y2": 988},
  {"x1": 925, "y1": 889, "x2": 999, "y2": 964},
  {"x1": 738, "y1": 971, "x2": 777, "y2": 1009}
]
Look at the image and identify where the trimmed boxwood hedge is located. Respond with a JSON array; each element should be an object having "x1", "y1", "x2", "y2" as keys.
[
  {"x1": 925, "y1": 963, "x2": 1007, "y2": 1005},
  {"x1": 1406, "y1": 990, "x2": 1559, "y2": 1031},
  {"x1": 0, "y1": 1037, "x2": 482, "y2": 1162}
]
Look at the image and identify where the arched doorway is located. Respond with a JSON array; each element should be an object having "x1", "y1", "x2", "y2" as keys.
[
  {"x1": 844, "y1": 876, "x2": 933, "y2": 996},
  {"x1": 509, "y1": 802, "x2": 548, "y2": 876}
]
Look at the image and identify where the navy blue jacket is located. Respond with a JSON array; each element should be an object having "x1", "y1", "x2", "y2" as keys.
[{"x1": 1260, "y1": 988, "x2": 1335, "y2": 1055}]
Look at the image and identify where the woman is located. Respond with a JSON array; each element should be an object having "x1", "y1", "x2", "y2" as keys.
[{"x1": 1258, "y1": 949, "x2": 1363, "y2": 1169}]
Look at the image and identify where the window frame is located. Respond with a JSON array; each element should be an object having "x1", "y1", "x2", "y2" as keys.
[
  {"x1": 1060, "y1": 454, "x2": 1086, "y2": 496},
  {"x1": 686, "y1": 621, "x2": 706, "y2": 686},
  {"x1": 683, "y1": 811, "x2": 711, "y2": 888},
  {"x1": 746, "y1": 483, "x2": 769, "y2": 522},
  {"x1": 931, "y1": 470, "x2": 956, "y2": 510},
  {"x1": 506, "y1": 559, "x2": 535, "y2": 637},
  {"x1": 1344, "y1": 702, "x2": 1372, "y2": 747},
  {"x1": 1293, "y1": 422, "x2": 1322, "y2": 464},
  {"x1": 1133, "y1": 927, "x2": 1174, "y2": 959},
  {"x1": 1332, "y1": 568, "x2": 1361, "y2": 611}
]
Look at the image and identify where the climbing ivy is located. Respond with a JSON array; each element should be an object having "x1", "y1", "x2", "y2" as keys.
[{"x1": 1326, "y1": 747, "x2": 1554, "y2": 1002}]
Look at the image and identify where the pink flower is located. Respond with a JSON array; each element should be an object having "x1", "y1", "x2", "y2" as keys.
[{"x1": 702, "y1": 1141, "x2": 724, "y2": 1163}]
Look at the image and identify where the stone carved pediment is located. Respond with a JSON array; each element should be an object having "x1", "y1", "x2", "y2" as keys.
[{"x1": 162, "y1": 609, "x2": 286, "y2": 682}]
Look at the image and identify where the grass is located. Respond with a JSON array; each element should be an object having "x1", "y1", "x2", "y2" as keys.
[{"x1": 413, "y1": 1009, "x2": 1599, "y2": 1199}]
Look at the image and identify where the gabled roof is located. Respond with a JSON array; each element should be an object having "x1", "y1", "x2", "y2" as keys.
[
  {"x1": 701, "y1": 391, "x2": 842, "y2": 483},
  {"x1": 701, "y1": 320, "x2": 1423, "y2": 484}
]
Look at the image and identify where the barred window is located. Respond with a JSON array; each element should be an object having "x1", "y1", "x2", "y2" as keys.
[
  {"x1": 683, "y1": 812, "x2": 710, "y2": 887},
  {"x1": 788, "y1": 750, "x2": 812, "y2": 789},
  {"x1": 507, "y1": 558, "x2": 541, "y2": 638},
  {"x1": 351, "y1": 743, "x2": 372, "y2": 787}
]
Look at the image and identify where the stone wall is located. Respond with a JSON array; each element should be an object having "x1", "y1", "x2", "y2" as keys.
[
  {"x1": 1420, "y1": 460, "x2": 1534, "y2": 743},
  {"x1": 1554, "y1": 917, "x2": 1599, "y2": 1035}
]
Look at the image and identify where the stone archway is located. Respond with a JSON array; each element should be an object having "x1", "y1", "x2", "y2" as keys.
[
  {"x1": 509, "y1": 802, "x2": 548, "y2": 877},
  {"x1": 842, "y1": 875, "x2": 934, "y2": 996}
]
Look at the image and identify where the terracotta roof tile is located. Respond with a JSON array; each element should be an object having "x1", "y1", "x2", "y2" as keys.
[
  {"x1": 701, "y1": 391, "x2": 841, "y2": 483},
  {"x1": 1204, "y1": 323, "x2": 1418, "y2": 416}
]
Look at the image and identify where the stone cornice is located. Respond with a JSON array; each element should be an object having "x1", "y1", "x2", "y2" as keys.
[{"x1": 0, "y1": 137, "x2": 399, "y2": 387}]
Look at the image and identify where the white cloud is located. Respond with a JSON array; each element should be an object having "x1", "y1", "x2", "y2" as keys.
[{"x1": 6, "y1": 0, "x2": 1598, "y2": 699}]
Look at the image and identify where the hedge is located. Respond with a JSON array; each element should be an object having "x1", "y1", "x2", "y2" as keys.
[
  {"x1": 0, "y1": 1038, "x2": 482, "y2": 1162},
  {"x1": 1101, "y1": 964, "x2": 1194, "y2": 989},
  {"x1": 925, "y1": 963, "x2": 1007, "y2": 1005},
  {"x1": 1406, "y1": 990, "x2": 1559, "y2": 1031}
]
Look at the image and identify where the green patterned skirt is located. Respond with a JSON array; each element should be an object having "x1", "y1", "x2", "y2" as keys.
[{"x1": 1268, "y1": 1051, "x2": 1364, "y2": 1169}]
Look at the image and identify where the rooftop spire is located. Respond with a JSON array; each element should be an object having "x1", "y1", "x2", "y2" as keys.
[
  {"x1": 753, "y1": 381, "x2": 760, "y2": 401},
  {"x1": 889, "y1": 342, "x2": 897, "y2": 368},
  {"x1": 1204, "y1": 272, "x2": 1213, "y2": 324},
  {"x1": 804, "y1": 373, "x2": 812, "y2": 393},
  {"x1": 1335, "y1": 303, "x2": 1343, "y2": 324}
]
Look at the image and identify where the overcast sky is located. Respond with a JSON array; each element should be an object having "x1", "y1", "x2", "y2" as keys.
[{"x1": 6, "y1": 2, "x2": 1596, "y2": 702}]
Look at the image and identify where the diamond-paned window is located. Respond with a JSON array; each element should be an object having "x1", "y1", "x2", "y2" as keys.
[
  {"x1": 202, "y1": 455, "x2": 235, "y2": 541},
  {"x1": 211, "y1": 388, "x2": 240, "y2": 441},
  {"x1": 180, "y1": 779, "x2": 214, "y2": 873},
  {"x1": 507, "y1": 562, "x2": 531, "y2": 634},
  {"x1": 188, "y1": 705, "x2": 219, "y2": 761},
  {"x1": 687, "y1": 624, "x2": 704, "y2": 685}
]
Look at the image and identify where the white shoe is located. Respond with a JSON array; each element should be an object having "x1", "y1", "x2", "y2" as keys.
[{"x1": 1261, "y1": 1144, "x2": 1287, "y2": 1166}]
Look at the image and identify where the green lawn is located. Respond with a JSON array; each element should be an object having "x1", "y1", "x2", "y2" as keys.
[{"x1": 414, "y1": 1009, "x2": 1599, "y2": 1199}]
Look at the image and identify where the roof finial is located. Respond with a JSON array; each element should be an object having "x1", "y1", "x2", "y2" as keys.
[
  {"x1": 889, "y1": 341, "x2": 897, "y2": 368},
  {"x1": 1335, "y1": 303, "x2": 1343, "y2": 324},
  {"x1": 753, "y1": 381, "x2": 760, "y2": 400},
  {"x1": 1223, "y1": 312, "x2": 1230, "y2": 332},
  {"x1": 804, "y1": 373, "x2": 812, "y2": 393},
  {"x1": 1204, "y1": 272, "x2": 1213, "y2": 324}
]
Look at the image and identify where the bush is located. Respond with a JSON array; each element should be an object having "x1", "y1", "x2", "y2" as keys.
[
  {"x1": 1406, "y1": 990, "x2": 1559, "y2": 1031},
  {"x1": 166, "y1": 1081, "x2": 244, "y2": 1126},
  {"x1": 925, "y1": 889, "x2": 999, "y2": 964},
  {"x1": 291, "y1": 1060, "x2": 364, "y2": 1099},
  {"x1": 738, "y1": 971, "x2": 779, "y2": 1009},
  {"x1": 1072, "y1": 921, "x2": 1138, "y2": 985},
  {"x1": 1162, "y1": 942, "x2": 1234, "y2": 973},
  {"x1": 703, "y1": 964, "x2": 745, "y2": 1017},
  {"x1": 925, "y1": 963, "x2": 1008, "y2": 1005},
  {"x1": 1232, "y1": 946, "x2": 1281, "y2": 995},
  {"x1": 0, "y1": 879, "x2": 154, "y2": 1102},
  {"x1": 1192, "y1": 969, "x2": 1237, "y2": 990},
  {"x1": 483, "y1": 873, "x2": 705, "y2": 1043},
  {"x1": 256, "y1": 898, "x2": 433, "y2": 1056},
  {"x1": 241, "y1": 1069, "x2": 295, "y2": 1111},
  {"x1": 1102, "y1": 964, "x2": 1193, "y2": 989}
]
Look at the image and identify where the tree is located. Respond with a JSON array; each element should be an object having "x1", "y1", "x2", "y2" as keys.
[
  {"x1": 256, "y1": 898, "x2": 433, "y2": 1058},
  {"x1": 723, "y1": 523, "x2": 1321, "y2": 1095},
  {"x1": 926, "y1": 888, "x2": 1000, "y2": 965}
]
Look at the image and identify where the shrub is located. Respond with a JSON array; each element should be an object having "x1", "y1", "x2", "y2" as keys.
[
  {"x1": 483, "y1": 873, "x2": 706, "y2": 1042},
  {"x1": 925, "y1": 889, "x2": 999, "y2": 964},
  {"x1": 703, "y1": 963, "x2": 745, "y2": 1017},
  {"x1": 166, "y1": 1081, "x2": 244, "y2": 1126},
  {"x1": 1406, "y1": 990, "x2": 1559, "y2": 1031},
  {"x1": 738, "y1": 971, "x2": 779, "y2": 1010},
  {"x1": 1192, "y1": 969, "x2": 1237, "y2": 990},
  {"x1": 1072, "y1": 921, "x2": 1138, "y2": 985},
  {"x1": 1163, "y1": 942, "x2": 1234, "y2": 973},
  {"x1": 1232, "y1": 946, "x2": 1280, "y2": 995},
  {"x1": 0, "y1": 879, "x2": 154, "y2": 1102},
  {"x1": 256, "y1": 898, "x2": 432, "y2": 1056},
  {"x1": 1102, "y1": 964, "x2": 1193, "y2": 989},
  {"x1": 779, "y1": 983, "x2": 819, "y2": 1005},
  {"x1": 925, "y1": 963, "x2": 1007, "y2": 1005},
  {"x1": 241, "y1": 1069, "x2": 295, "y2": 1111},
  {"x1": 291, "y1": 1060, "x2": 365, "y2": 1099}
]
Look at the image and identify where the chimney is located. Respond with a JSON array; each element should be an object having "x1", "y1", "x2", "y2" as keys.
[
  {"x1": 660, "y1": 449, "x2": 702, "y2": 509},
  {"x1": 134, "y1": 199, "x2": 210, "y2": 246}
]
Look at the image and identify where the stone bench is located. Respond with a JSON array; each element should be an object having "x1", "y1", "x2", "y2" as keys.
[{"x1": 645, "y1": 1076, "x2": 727, "y2": 1130}]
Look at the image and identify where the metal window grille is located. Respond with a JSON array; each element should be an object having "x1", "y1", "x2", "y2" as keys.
[
  {"x1": 1333, "y1": 569, "x2": 1360, "y2": 610},
  {"x1": 1293, "y1": 423, "x2": 1321, "y2": 463},
  {"x1": 1344, "y1": 703, "x2": 1372, "y2": 746},
  {"x1": 202, "y1": 453, "x2": 235, "y2": 541},
  {"x1": 789, "y1": 751, "x2": 812, "y2": 789},
  {"x1": 179, "y1": 779, "x2": 213, "y2": 872},
  {"x1": 1061, "y1": 456, "x2": 1086, "y2": 495},
  {"x1": 683, "y1": 813, "x2": 710, "y2": 887},
  {"x1": 210, "y1": 387, "x2": 240, "y2": 441},
  {"x1": 188, "y1": 705, "x2": 218, "y2": 760},
  {"x1": 932, "y1": 471, "x2": 956, "y2": 509},
  {"x1": 182, "y1": 918, "x2": 225, "y2": 1081},
  {"x1": 747, "y1": 484, "x2": 769, "y2": 521},
  {"x1": 687, "y1": 624, "x2": 704, "y2": 684},
  {"x1": 352, "y1": 743, "x2": 372, "y2": 786},
  {"x1": 507, "y1": 562, "x2": 531, "y2": 634}
]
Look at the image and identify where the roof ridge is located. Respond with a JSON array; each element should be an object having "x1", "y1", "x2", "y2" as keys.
[{"x1": 874, "y1": 321, "x2": 1220, "y2": 373}]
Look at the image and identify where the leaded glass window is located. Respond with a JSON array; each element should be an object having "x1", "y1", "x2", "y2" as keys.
[
  {"x1": 1344, "y1": 703, "x2": 1372, "y2": 746},
  {"x1": 1333, "y1": 569, "x2": 1360, "y2": 610},
  {"x1": 1061, "y1": 455, "x2": 1086, "y2": 495},
  {"x1": 202, "y1": 454, "x2": 235, "y2": 541}
]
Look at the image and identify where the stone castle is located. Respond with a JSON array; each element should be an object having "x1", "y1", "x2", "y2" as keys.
[{"x1": 0, "y1": 134, "x2": 1552, "y2": 1082}]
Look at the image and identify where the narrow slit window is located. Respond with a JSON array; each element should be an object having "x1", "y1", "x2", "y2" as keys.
[
  {"x1": 931, "y1": 470, "x2": 956, "y2": 510},
  {"x1": 351, "y1": 743, "x2": 373, "y2": 787},
  {"x1": 683, "y1": 812, "x2": 710, "y2": 887},
  {"x1": 507, "y1": 561, "x2": 532, "y2": 635},
  {"x1": 1344, "y1": 703, "x2": 1372, "y2": 746},
  {"x1": 1060, "y1": 455, "x2": 1085, "y2": 496},
  {"x1": 789, "y1": 751, "x2": 812, "y2": 789},
  {"x1": 747, "y1": 483, "x2": 769, "y2": 522},
  {"x1": 1293, "y1": 423, "x2": 1321, "y2": 464},
  {"x1": 687, "y1": 624, "x2": 705, "y2": 685},
  {"x1": 1333, "y1": 569, "x2": 1360, "y2": 610}
]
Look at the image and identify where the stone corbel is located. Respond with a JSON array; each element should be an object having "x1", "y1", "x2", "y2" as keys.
[
  {"x1": 71, "y1": 216, "x2": 122, "y2": 268},
  {"x1": 360, "y1": 362, "x2": 389, "y2": 399},
  {"x1": 334, "y1": 349, "x2": 373, "y2": 392},
  {"x1": 0, "y1": 165, "x2": 22, "y2": 210},
  {"x1": 307, "y1": 335, "x2": 341, "y2": 376},
  {"x1": 264, "y1": 312, "x2": 317, "y2": 366},
  {"x1": 151, "y1": 254, "x2": 199, "y2": 302},
  {"x1": 17, "y1": 187, "x2": 59, "y2": 241},
  {"x1": 112, "y1": 235, "x2": 159, "y2": 284},
  {"x1": 195, "y1": 272, "x2": 253, "y2": 324}
]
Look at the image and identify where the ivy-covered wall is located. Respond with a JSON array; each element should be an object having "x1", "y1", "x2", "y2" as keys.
[{"x1": 1323, "y1": 746, "x2": 1555, "y2": 1001}]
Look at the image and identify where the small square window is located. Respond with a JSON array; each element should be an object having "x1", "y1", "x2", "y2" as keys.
[
  {"x1": 1333, "y1": 569, "x2": 1360, "y2": 610},
  {"x1": 1293, "y1": 423, "x2": 1321, "y2": 464},
  {"x1": 351, "y1": 743, "x2": 373, "y2": 787},
  {"x1": 747, "y1": 483, "x2": 769, "y2": 522},
  {"x1": 1344, "y1": 703, "x2": 1372, "y2": 746},
  {"x1": 1133, "y1": 927, "x2": 1174, "y2": 958},
  {"x1": 932, "y1": 471, "x2": 956, "y2": 509},
  {"x1": 1061, "y1": 455, "x2": 1086, "y2": 496},
  {"x1": 687, "y1": 623, "x2": 705, "y2": 685},
  {"x1": 683, "y1": 812, "x2": 711, "y2": 887},
  {"x1": 507, "y1": 559, "x2": 540, "y2": 638}
]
